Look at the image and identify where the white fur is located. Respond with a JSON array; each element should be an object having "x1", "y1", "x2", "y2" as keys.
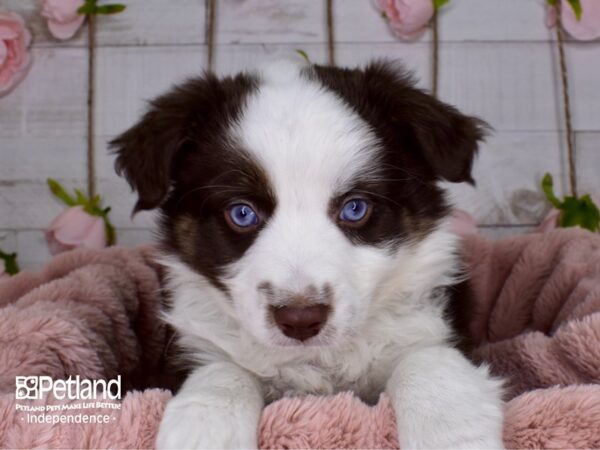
[
  {"x1": 156, "y1": 363, "x2": 263, "y2": 449},
  {"x1": 387, "y1": 347, "x2": 504, "y2": 449},
  {"x1": 155, "y1": 61, "x2": 505, "y2": 449}
]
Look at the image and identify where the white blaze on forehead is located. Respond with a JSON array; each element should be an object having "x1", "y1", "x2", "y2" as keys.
[{"x1": 231, "y1": 61, "x2": 381, "y2": 206}]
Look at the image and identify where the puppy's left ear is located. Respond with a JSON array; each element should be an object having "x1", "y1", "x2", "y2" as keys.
[
  {"x1": 404, "y1": 90, "x2": 488, "y2": 184},
  {"x1": 311, "y1": 61, "x2": 489, "y2": 184}
]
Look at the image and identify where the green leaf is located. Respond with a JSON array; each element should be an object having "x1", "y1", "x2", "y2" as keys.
[
  {"x1": 89, "y1": 195, "x2": 101, "y2": 208},
  {"x1": 74, "y1": 189, "x2": 88, "y2": 206},
  {"x1": 77, "y1": 4, "x2": 96, "y2": 14},
  {"x1": 433, "y1": 0, "x2": 449, "y2": 10},
  {"x1": 77, "y1": 0, "x2": 97, "y2": 14},
  {"x1": 95, "y1": 4, "x2": 127, "y2": 15},
  {"x1": 567, "y1": 0, "x2": 582, "y2": 20},
  {"x1": 295, "y1": 49, "x2": 311, "y2": 64},
  {"x1": 103, "y1": 215, "x2": 117, "y2": 246},
  {"x1": 558, "y1": 195, "x2": 600, "y2": 232},
  {"x1": 547, "y1": 0, "x2": 558, "y2": 6},
  {"x1": 47, "y1": 179, "x2": 76, "y2": 207},
  {"x1": 0, "y1": 250, "x2": 20, "y2": 275},
  {"x1": 541, "y1": 173, "x2": 562, "y2": 208}
]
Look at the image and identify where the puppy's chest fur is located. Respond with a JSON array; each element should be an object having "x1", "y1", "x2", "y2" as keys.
[
  {"x1": 165, "y1": 259, "x2": 451, "y2": 404},
  {"x1": 259, "y1": 337, "x2": 404, "y2": 403}
]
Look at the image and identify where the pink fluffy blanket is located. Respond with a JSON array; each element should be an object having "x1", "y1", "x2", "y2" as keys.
[{"x1": 1, "y1": 228, "x2": 600, "y2": 449}]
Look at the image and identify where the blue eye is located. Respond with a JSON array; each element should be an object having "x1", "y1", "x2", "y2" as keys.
[
  {"x1": 339, "y1": 199, "x2": 370, "y2": 223},
  {"x1": 227, "y1": 203, "x2": 259, "y2": 229}
]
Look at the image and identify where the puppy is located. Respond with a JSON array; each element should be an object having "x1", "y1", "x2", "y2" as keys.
[{"x1": 111, "y1": 60, "x2": 504, "y2": 449}]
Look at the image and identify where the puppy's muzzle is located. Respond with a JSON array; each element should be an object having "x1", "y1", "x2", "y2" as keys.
[{"x1": 270, "y1": 304, "x2": 330, "y2": 341}]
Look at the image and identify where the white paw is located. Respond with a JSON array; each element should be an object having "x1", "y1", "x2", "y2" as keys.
[
  {"x1": 156, "y1": 398, "x2": 258, "y2": 449},
  {"x1": 400, "y1": 433, "x2": 504, "y2": 449},
  {"x1": 399, "y1": 422, "x2": 505, "y2": 449}
]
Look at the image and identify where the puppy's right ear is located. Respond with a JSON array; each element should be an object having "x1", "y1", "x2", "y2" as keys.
[
  {"x1": 109, "y1": 96, "x2": 187, "y2": 213},
  {"x1": 110, "y1": 73, "x2": 257, "y2": 213}
]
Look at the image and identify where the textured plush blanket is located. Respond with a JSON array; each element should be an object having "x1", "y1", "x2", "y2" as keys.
[{"x1": 1, "y1": 228, "x2": 599, "y2": 449}]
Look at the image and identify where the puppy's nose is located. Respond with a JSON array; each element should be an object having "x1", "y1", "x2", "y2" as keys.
[{"x1": 271, "y1": 304, "x2": 330, "y2": 342}]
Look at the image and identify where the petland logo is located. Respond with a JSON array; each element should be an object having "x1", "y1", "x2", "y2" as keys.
[{"x1": 15, "y1": 375, "x2": 121, "y2": 400}]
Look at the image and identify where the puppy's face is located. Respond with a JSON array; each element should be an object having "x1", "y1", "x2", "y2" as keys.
[{"x1": 111, "y1": 61, "x2": 486, "y2": 347}]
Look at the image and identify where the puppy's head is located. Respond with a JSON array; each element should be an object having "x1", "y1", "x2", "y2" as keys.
[{"x1": 111, "y1": 61, "x2": 486, "y2": 347}]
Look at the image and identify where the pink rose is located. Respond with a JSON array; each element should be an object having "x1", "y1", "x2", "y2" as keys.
[
  {"x1": 45, "y1": 206, "x2": 107, "y2": 255},
  {"x1": 375, "y1": 0, "x2": 434, "y2": 40},
  {"x1": 448, "y1": 209, "x2": 479, "y2": 237},
  {"x1": 546, "y1": 0, "x2": 600, "y2": 41},
  {"x1": 41, "y1": 0, "x2": 85, "y2": 41},
  {"x1": 0, "y1": 12, "x2": 32, "y2": 97}
]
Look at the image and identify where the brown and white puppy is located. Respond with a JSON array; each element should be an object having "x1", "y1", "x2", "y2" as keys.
[{"x1": 111, "y1": 60, "x2": 504, "y2": 449}]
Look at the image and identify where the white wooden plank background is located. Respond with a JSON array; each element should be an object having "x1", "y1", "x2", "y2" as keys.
[{"x1": 0, "y1": 0, "x2": 599, "y2": 270}]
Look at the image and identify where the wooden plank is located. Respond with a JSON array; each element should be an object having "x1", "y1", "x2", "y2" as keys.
[
  {"x1": 335, "y1": 0, "x2": 554, "y2": 43},
  {"x1": 0, "y1": 181, "x2": 76, "y2": 229},
  {"x1": 441, "y1": 42, "x2": 600, "y2": 132},
  {"x1": 0, "y1": 137, "x2": 85, "y2": 180},
  {"x1": 2, "y1": 0, "x2": 204, "y2": 47},
  {"x1": 438, "y1": 42, "x2": 557, "y2": 132},
  {"x1": 95, "y1": 0, "x2": 205, "y2": 46},
  {"x1": 0, "y1": 48, "x2": 87, "y2": 137},
  {"x1": 569, "y1": 44, "x2": 600, "y2": 132},
  {"x1": 0, "y1": 45, "x2": 87, "y2": 233},
  {"x1": 216, "y1": 0, "x2": 324, "y2": 44},
  {"x1": 2, "y1": 30, "x2": 598, "y2": 140},
  {"x1": 0, "y1": 169, "x2": 154, "y2": 231},
  {"x1": 443, "y1": 132, "x2": 567, "y2": 226},
  {"x1": 216, "y1": 0, "x2": 555, "y2": 45},
  {"x1": 0, "y1": 230, "x2": 17, "y2": 254},
  {"x1": 575, "y1": 132, "x2": 600, "y2": 198},
  {"x1": 95, "y1": 45, "x2": 206, "y2": 137},
  {"x1": 214, "y1": 43, "x2": 327, "y2": 74},
  {"x1": 438, "y1": 0, "x2": 553, "y2": 43},
  {"x1": 1, "y1": 0, "x2": 589, "y2": 49}
]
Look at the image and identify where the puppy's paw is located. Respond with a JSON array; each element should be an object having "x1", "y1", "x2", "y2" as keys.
[
  {"x1": 399, "y1": 419, "x2": 505, "y2": 449},
  {"x1": 442, "y1": 434, "x2": 504, "y2": 450},
  {"x1": 156, "y1": 400, "x2": 258, "y2": 449},
  {"x1": 401, "y1": 431, "x2": 504, "y2": 450}
]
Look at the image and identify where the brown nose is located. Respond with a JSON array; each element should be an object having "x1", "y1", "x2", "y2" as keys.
[{"x1": 271, "y1": 304, "x2": 330, "y2": 342}]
